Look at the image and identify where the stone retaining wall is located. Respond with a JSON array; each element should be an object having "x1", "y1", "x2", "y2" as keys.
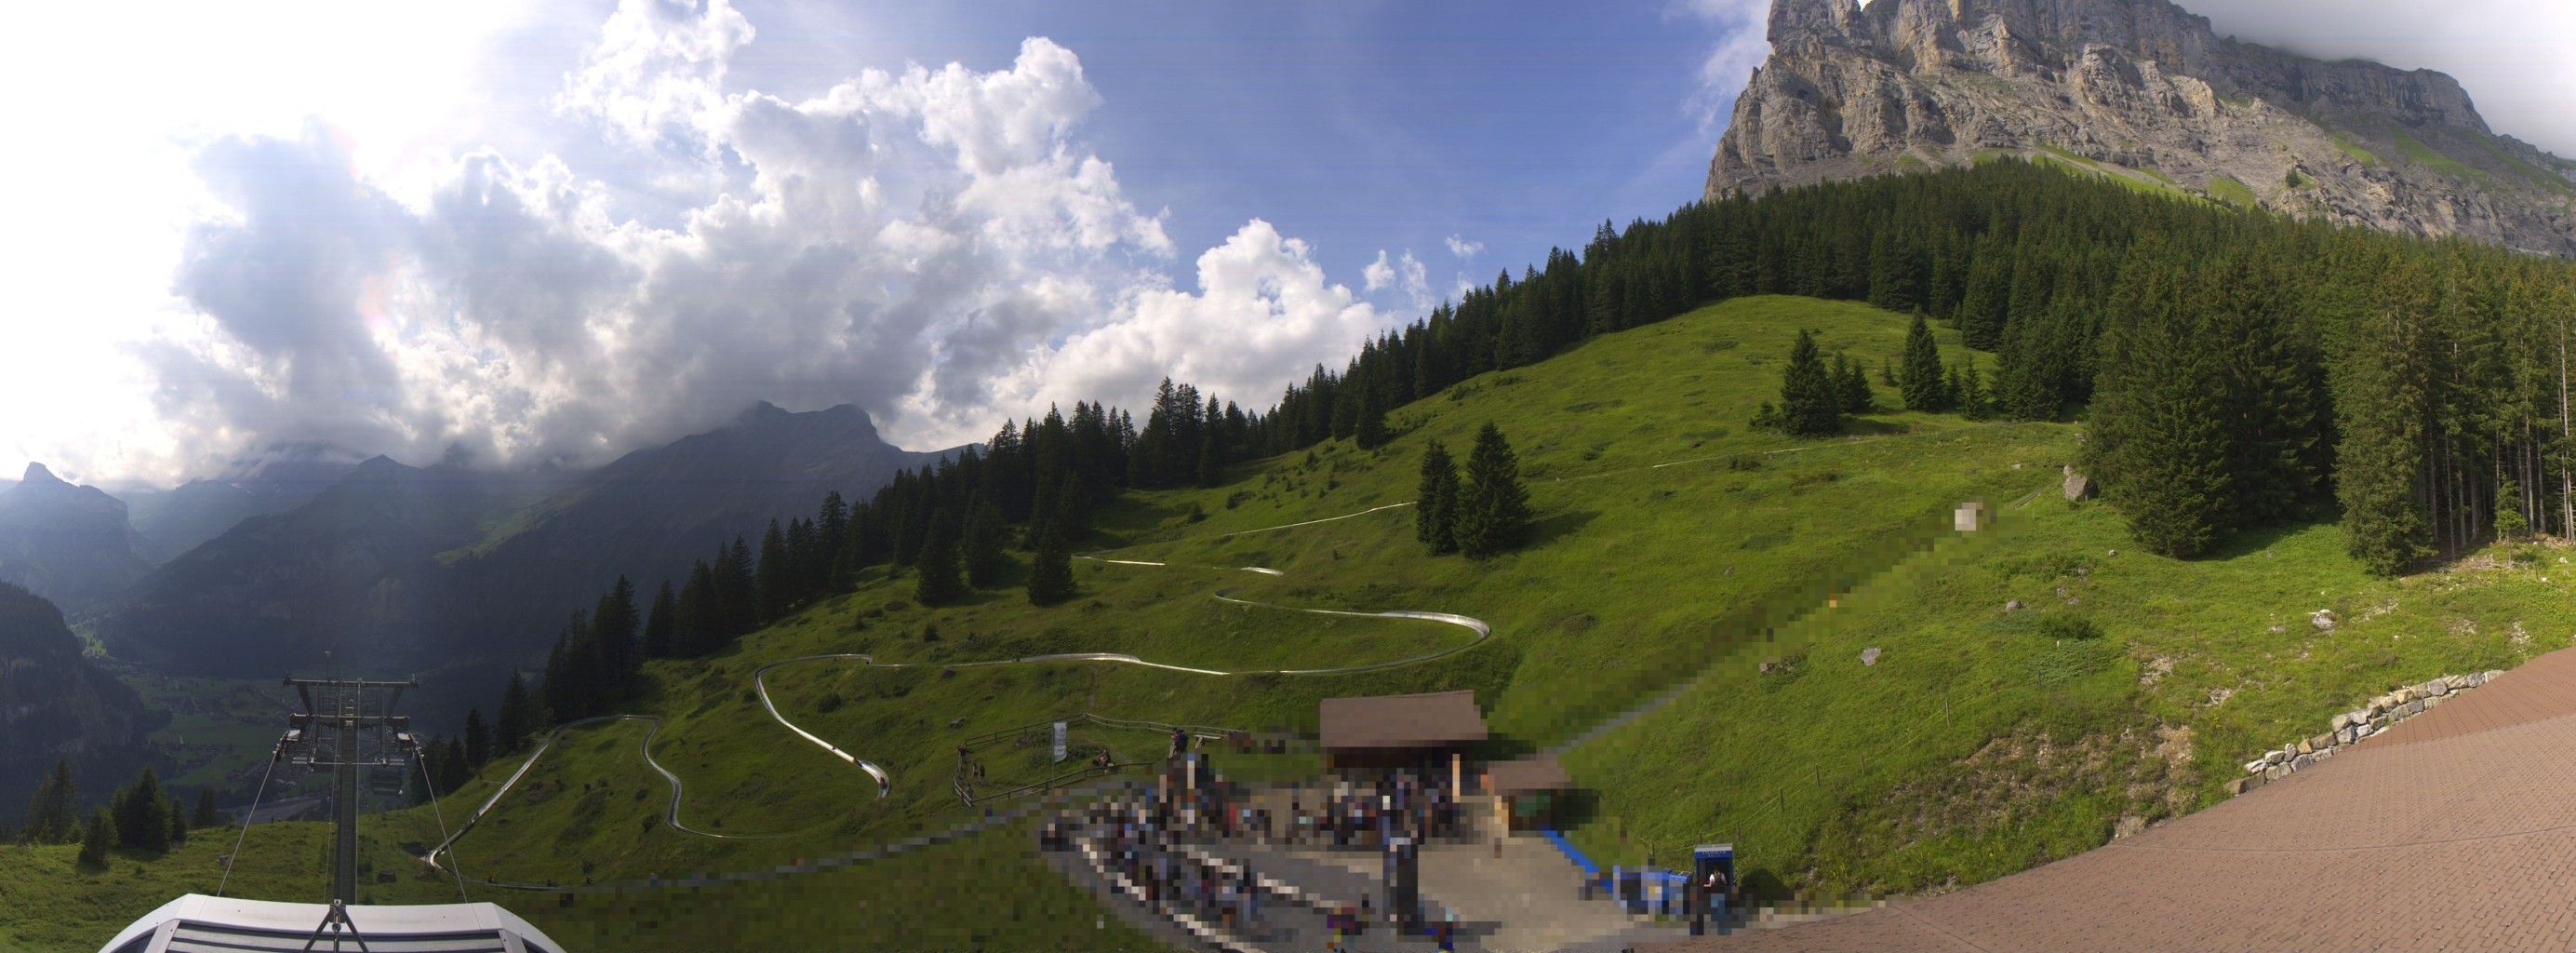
[{"x1": 2223, "y1": 670, "x2": 2504, "y2": 797}]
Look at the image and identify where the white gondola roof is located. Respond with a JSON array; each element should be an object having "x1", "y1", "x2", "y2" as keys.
[{"x1": 97, "y1": 894, "x2": 564, "y2": 953}]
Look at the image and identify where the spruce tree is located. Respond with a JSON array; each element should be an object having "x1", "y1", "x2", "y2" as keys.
[
  {"x1": 642, "y1": 583, "x2": 677, "y2": 658},
  {"x1": 1833, "y1": 353, "x2": 1872, "y2": 415},
  {"x1": 1457, "y1": 423, "x2": 1533, "y2": 559},
  {"x1": 20, "y1": 759, "x2": 74, "y2": 844},
  {"x1": 914, "y1": 507, "x2": 967, "y2": 605},
  {"x1": 1025, "y1": 522, "x2": 1076, "y2": 606},
  {"x1": 2497, "y1": 476, "x2": 2531, "y2": 542},
  {"x1": 961, "y1": 494, "x2": 1007, "y2": 588},
  {"x1": 1354, "y1": 391, "x2": 1389, "y2": 450},
  {"x1": 113, "y1": 767, "x2": 169, "y2": 852},
  {"x1": 1415, "y1": 440, "x2": 1461, "y2": 555},
  {"x1": 495, "y1": 672, "x2": 532, "y2": 753},
  {"x1": 1780, "y1": 329, "x2": 1842, "y2": 436},
  {"x1": 1900, "y1": 313, "x2": 1949, "y2": 411},
  {"x1": 2335, "y1": 305, "x2": 2434, "y2": 574},
  {"x1": 167, "y1": 795, "x2": 187, "y2": 845},
  {"x1": 193, "y1": 788, "x2": 220, "y2": 830},
  {"x1": 754, "y1": 520, "x2": 793, "y2": 622},
  {"x1": 2086, "y1": 271, "x2": 2231, "y2": 557},
  {"x1": 463, "y1": 708, "x2": 490, "y2": 769},
  {"x1": 77, "y1": 809, "x2": 111, "y2": 868}
]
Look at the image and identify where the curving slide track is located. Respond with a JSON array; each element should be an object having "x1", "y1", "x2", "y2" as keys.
[
  {"x1": 428, "y1": 421, "x2": 2040, "y2": 875},
  {"x1": 427, "y1": 505, "x2": 1489, "y2": 870}
]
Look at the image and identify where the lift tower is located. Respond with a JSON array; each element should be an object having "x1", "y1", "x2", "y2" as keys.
[{"x1": 281, "y1": 673, "x2": 416, "y2": 906}]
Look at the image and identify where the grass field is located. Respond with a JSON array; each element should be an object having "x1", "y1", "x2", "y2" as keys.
[
  {"x1": 29, "y1": 292, "x2": 2576, "y2": 945},
  {"x1": 1563, "y1": 490, "x2": 2573, "y2": 899}
]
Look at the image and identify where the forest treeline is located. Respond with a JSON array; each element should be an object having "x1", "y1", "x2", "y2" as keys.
[
  {"x1": 439, "y1": 159, "x2": 2576, "y2": 769},
  {"x1": 1281, "y1": 160, "x2": 2576, "y2": 570}
]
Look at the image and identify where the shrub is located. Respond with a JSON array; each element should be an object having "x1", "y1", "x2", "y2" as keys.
[{"x1": 2035, "y1": 615, "x2": 2103, "y2": 641}]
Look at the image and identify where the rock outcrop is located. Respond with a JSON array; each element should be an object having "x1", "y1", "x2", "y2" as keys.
[{"x1": 1710, "y1": 0, "x2": 2576, "y2": 256}]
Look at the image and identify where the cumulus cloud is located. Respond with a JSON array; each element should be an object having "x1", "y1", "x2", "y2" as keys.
[
  {"x1": 987, "y1": 221, "x2": 1385, "y2": 416},
  {"x1": 1363, "y1": 249, "x2": 1434, "y2": 315},
  {"x1": 1442, "y1": 235, "x2": 1483, "y2": 259},
  {"x1": 140, "y1": 0, "x2": 1375, "y2": 476}
]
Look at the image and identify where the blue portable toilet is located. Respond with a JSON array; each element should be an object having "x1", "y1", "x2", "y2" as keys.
[{"x1": 1690, "y1": 843, "x2": 1736, "y2": 935}]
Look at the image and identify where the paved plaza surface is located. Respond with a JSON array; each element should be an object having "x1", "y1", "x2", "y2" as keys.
[{"x1": 1672, "y1": 646, "x2": 2576, "y2": 951}]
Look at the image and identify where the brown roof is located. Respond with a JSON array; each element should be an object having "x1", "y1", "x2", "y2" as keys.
[
  {"x1": 1486, "y1": 754, "x2": 1573, "y2": 795},
  {"x1": 1317, "y1": 690, "x2": 1488, "y2": 751}
]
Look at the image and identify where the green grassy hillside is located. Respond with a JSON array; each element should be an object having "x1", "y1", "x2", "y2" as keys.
[{"x1": 28, "y1": 293, "x2": 2573, "y2": 946}]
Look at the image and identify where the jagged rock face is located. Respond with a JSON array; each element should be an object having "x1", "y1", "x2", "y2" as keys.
[
  {"x1": 1712, "y1": 0, "x2": 2576, "y2": 256},
  {"x1": 0, "y1": 463, "x2": 153, "y2": 612},
  {"x1": 0, "y1": 582, "x2": 147, "y2": 814}
]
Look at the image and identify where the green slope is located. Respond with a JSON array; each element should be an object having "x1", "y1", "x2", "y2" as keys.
[{"x1": 32, "y1": 291, "x2": 2572, "y2": 944}]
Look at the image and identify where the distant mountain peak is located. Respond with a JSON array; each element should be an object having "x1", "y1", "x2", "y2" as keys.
[
  {"x1": 21, "y1": 463, "x2": 63, "y2": 486},
  {"x1": 727, "y1": 400, "x2": 879, "y2": 436},
  {"x1": 733, "y1": 400, "x2": 791, "y2": 425}
]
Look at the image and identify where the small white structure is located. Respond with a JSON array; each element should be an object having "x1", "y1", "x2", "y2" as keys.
[
  {"x1": 97, "y1": 894, "x2": 564, "y2": 953},
  {"x1": 1955, "y1": 500, "x2": 1989, "y2": 532}
]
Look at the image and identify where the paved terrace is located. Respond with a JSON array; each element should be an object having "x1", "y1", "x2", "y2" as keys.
[{"x1": 1675, "y1": 646, "x2": 2576, "y2": 952}]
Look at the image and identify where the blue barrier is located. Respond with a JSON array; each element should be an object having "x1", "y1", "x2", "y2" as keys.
[{"x1": 1542, "y1": 829, "x2": 1599, "y2": 878}]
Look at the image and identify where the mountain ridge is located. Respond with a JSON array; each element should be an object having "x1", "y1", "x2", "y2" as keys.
[{"x1": 1711, "y1": 0, "x2": 2576, "y2": 255}]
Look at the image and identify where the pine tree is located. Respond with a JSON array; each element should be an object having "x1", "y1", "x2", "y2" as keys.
[
  {"x1": 1415, "y1": 440, "x2": 1461, "y2": 555},
  {"x1": 914, "y1": 507, "x2": 968, "y2": 605},
  {"x1": 642, "y1": 582, "x2": 677, "y2": 658},
  {"x1": 596, "y1": 576, "x2": 638, "y2": 685},
  {"x1": 2336, "y1": 301, "x2": 2435, "y2": 574},
  {"x1": 2087, "y1": 270, "x2": 2231, "y2": 557},
  {"x1": 1025, "y1": 522, "x2": 1076, "y2": 606},
  {"x1": 1900, "y1": 312, "x2": 1949, "y2": 411},
  {"x1": 1780, "y1": 329, "x2": 1843, "y2": 436},
  {"x1": 495, "y1": 672, "x2": 533, "y2": 753},
  {"x1": 754, "y1": 520, "x2": 793, "y2": 622},
  {"x1": 2498, "y1": 475, "x2": 2531, "y2": 541},
  {"x1": 1354, "y1": 391, "x2": 1389, "y2": 450},
  {"x1": 167, "y1": 795, "x2": 187, "y2": 845},
  {"x1": 20, "y1": 759, "x2": 75, "y2": 844},
  {"x1": 817, "y1": 491, "x2": 851, "y2": 591},
  {"x1": 77, "y1": 809, "x2": 111, "y2": 868},
  {"x1": 113, "y1": 767, "x2": 170, "y2": 852},
  {"x1": 192, "y1": 788, "x2": 219, "y2": 830},
  {"x1": 1457, "y1": 423, "x2": 1533, "y2": 559},
  {"x1": 463, "y1": 708, "x2": 490, "y2": 769},
  {"x1": 961, "y1": 494, "x2": 1007, "y2": 588},
  {"x1": 1833, "y1": 353, "x2": 1872, "y2": 415}
]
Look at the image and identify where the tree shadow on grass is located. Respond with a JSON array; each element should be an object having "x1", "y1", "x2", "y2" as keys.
[
  {"x1": 2199, "y1": 515, "x2": 2330, "y2": 562},
  {"x1": 1528, "y1": 509, "x2": 1600, "y2": 550}
]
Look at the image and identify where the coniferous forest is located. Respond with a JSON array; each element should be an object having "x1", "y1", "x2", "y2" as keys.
[{"x1": 461, "y1": 159, "x2": 2576, "y2": 759}]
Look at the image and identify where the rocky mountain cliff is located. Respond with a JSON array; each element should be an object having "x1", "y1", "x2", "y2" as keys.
[
  {"x1": 0, "y1": 463, "x2": 153, "y2": 613},
  {"x1": 98, "y1": 456, "x2": 533, "y2": 678},
  {"x1": 0, "y1": 582, "x2": 147, "y2": 816},
  {"x1": 95, "y1": 402, "x2": 961, "y2": 720},
  {"x1": 441, "y1": 402, "x2": 963, "y2": 651},
  {"x1": 1710, "y1": 0, "x2": 2576, "y2": 255}
]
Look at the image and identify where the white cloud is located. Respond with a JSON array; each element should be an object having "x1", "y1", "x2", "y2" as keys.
[
  {"x1": 988, "y1": 220, "x2": 1386, "y2": 420},
  {"x1": 556, "y1": 0, "x2": 755, "y2": 154},
  {"x1": 1363, "y1": 249, "x2": 1434, "y2": 315},
  {"x1": 1443, "y1": 235, "x2": 1483, "y2": 259},
  {"x1": 117, "y1": 0, "x2": 1361, "y2": 482},
  {"x1": 1676, "y1": 0, "x2": 1773, "y2": 130},
  {"x1": 1363, "y1": 250, "x2": 1397, "y2": 292}
]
